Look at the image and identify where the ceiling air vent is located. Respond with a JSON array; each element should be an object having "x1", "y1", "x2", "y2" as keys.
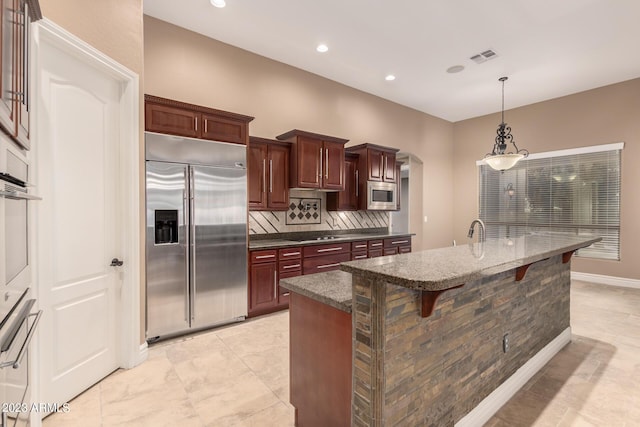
[{"x1": 470, "y1": 49, "x2": 498, "y2": 64}]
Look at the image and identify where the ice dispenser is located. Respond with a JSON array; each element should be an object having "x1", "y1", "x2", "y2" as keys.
[{"x1": 155, "y1": 210, "x2": 178, "y2": 244}]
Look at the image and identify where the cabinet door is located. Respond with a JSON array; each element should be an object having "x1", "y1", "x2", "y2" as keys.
[
  {"x1": 322, "y1": 140, "x2": 345, "y2": 190},
  {"x1": 249, "y1": 261, "x2": 278, "y2": 313},
  {"x1": 145, "y1": 102, "x2": 200, "y2": 138},
  {"x1": 367, "y1": 149, "x2": 384, "y2": 181},
  {"x1": 201, "y1": 112, "x2": 246, "y2": 144},
  {"x1": 383, "y1": 152, "x2": 396, "y2": 182},
  {"x1": 268, "y1": 143, "x2": 290, "y2": 210},
  {"x1": 14, "y1": 0, "x2": 30, "y2": 148},
  {"x1": 248, "y1": 142, "x2": 267, "y2": 210},
  {"x1": 0, "y1": 0, "x2": 15, "y2": 135},
  {"x1": 327, "y1": 154, "x2": 357, "y2": 211},
  {"x1": 294, "y1": 136, "x2": 322, "y2": 188}
]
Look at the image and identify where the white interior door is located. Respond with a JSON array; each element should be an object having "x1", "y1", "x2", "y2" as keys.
[{"x1": 35, "y1": 26, "x2": 122, "y2": 406}]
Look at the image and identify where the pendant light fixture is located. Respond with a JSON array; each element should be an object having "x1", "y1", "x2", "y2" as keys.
[{"x1": 484, "y1": 77, "x2": 528, "y2": 171}]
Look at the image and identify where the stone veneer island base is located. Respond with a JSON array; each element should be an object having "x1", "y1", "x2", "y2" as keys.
[{"x1": 281, "y1": 235, "x2": 600, "y2": 427}]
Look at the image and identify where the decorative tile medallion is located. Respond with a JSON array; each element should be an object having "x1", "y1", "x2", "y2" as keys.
[{"x1": 286, "y1": 198, "x2": 321, "y2": 225}]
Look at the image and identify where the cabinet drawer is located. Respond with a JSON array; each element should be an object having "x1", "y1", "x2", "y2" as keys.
[
  {"x1": 279, "y1": 259, "x2": 302, "y2": 273},
  {"x1": 369, "y1": 249, "x2": 383, "y2": 258},
  {"x1": 278, "y1": 269, "x2": 301, "y2": 306},
  {"x1": 279, "y1": 247, "x2": 302, "y2": 260},
  {"x1": 351, "y1": 251, "x2": 368, "y2": 261},
  {"x1": 351, "y1": 241, "x2": 368, "y2": 251},
  {"x1": 368, "y1": 240, "x2": 383, "y2": 250},
  {"x1": 383, "y1": 248, "x2": 398, "y2": 256},
  {"x1": 398, "y1": 246, "x2": 412, "y2": 254},
  {"x1": 250, "y1": 249, "x2": 278, "y2": 264},
  {"x1": 384, "y1": 237, "x2": 411, "y2": 248},
  {"x1": 303, "y1": 253, "x2": 351, "y2": 274},
  {"x1": 303, "y1": 242, "x2": 350, "y2": 257}
]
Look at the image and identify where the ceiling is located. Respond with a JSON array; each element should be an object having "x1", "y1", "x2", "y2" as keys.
[{"x1": 143, "y1": 0, "x2": 640, "y2": 122}]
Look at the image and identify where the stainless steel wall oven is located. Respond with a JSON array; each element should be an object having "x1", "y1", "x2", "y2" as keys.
[{"x1": 1, "y1": 138, "x2": 41, "y2": 427}]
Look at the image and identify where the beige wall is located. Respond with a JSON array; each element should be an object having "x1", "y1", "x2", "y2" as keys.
[
  {"x1": 39, "y1": 0, "x2": 144, "y2": 74},
  {"x1": 453, "y1": 78, "x2": 640, "y2": 279},
  {"x1": 143, "y1": 16, "x2": 455, "y2": 251},
  {"x1": 39, "y1": 0, "x2": 147, "y2": 341}
]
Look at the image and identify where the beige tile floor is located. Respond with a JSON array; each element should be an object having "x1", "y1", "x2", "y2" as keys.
[{"x1": 43, "y1": 280, "x2": 640, "y2": 427}]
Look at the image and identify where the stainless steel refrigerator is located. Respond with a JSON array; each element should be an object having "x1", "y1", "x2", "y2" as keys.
[{"x1": 145, "y1": 132, "x2": 247, "y2": 342}]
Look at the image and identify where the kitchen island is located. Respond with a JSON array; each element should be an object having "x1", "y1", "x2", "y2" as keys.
[{"x1": 280, "y1": 234, "x2": 600, "y2": 427}]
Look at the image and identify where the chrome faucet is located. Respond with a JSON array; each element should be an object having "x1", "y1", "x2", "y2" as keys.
[{"x1": 467, "y1": 219, "x2": 486, "y2": 242}]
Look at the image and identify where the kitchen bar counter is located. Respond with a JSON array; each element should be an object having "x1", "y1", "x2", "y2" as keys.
[
  {"x1": 283, "y1": 234, "x2": 600, "y2": 427},
  {"x1": 341, "y1": 234, "x2": 601, "y2": 291}
]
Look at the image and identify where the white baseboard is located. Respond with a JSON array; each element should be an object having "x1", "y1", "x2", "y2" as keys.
[
  {"x1": 455, "y1": 327, "x2": 572, "y2": 427},
  {"x1": 571, "y1": 272, "x2": 640, "y2": 290},
  {"x1": 122, "y1": 342, "x2": 149, "y2": 369},
  {"x1": 135, "y1": 342, "x2": 149, "y2": 366}
]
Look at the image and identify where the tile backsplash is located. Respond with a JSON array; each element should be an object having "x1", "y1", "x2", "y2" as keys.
[{"x1": 249, "y1": 191, "x2": 389, "y2": 235}]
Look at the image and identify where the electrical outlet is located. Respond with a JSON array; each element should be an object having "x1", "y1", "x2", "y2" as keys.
[{"x1": 503, "y1": 334, "x2": 510, "y2": 353}]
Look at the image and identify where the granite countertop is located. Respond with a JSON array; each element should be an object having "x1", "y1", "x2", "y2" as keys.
[
  {"x1": 279, "y1": 270, "x2": 352, "y2": 313},
  {"x1": 249, "y1": 232, "x2": 414, "y2": 250},
  {"x1": 341, "y1": 234, "x2": 601, "y2": 292}
]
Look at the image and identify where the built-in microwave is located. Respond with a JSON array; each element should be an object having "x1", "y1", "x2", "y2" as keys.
[{"x1": 366, "y1": 181, "x2": 397, "y2": 210}]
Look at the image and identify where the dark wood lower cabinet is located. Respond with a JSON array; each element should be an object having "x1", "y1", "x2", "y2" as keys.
[
  {"x1": 249, "y1": 237, "x2": 411, "y2": 317},
  {"x1": 249, "y1": 247, "x2": 301, "y2": 317},
  {"x1": 289, "y1": 293, "x2": 351, "y2": 427},
  {"x1": 249, "y1": 260, "x2": 277, "y2": 314}
]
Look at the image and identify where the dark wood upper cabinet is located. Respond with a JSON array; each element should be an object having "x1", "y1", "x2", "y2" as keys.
[
  {"x1": 323, "y1": 140, "x2": 346, "y2": 190},
  {"x1": 384, "y1": 151, "x2": 397, "y2": 182},
  {"x1": 248, "y1": 140, "x2": 268, "y2": 209},
  {"x1": 276, "y1": 129, "x2": 348, "y2": 191},
  {"x1": 268, "y1": 143, "x2": 290, "y2": 209},
  {"x1": 145, "y1": 101, "x2": 200, "y2": 138},
  {"x1": 294, "y1": 136, "x2": 322, "y2": 189},
  {"x1": 368, "y1": 149, "x2": 383, "y2": 181},
  {"x1": 0, "y1": 0, "x2": 41, "y2": 150},
  {"x1": 327, "y1": 153, "x2": 359, "y2": 211},
  {"x1": 248, "y1": 137, "x2": 290, "y2": 211},
  {"x1": 144, "y1": 95, "x2": 254, "y2": 145},
  {"x1": 347, "y1": 143, "x2": 399, "y2": 184}
]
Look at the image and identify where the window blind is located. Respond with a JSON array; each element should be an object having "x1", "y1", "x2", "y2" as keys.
[{"x1": 478, "y1": 144, "x2": 622, "y2": 260}]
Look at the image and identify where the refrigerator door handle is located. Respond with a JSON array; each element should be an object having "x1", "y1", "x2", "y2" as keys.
[
  {"x1": 189, "y1": 166, "x2": 196, "y2": 322},
  {"x1": 183, "y1": 169, "x2": 190, "y2": 323}
]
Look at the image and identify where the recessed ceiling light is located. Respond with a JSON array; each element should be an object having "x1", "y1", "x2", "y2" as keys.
[
  {"x1": 316, "y1": 44, "x2": 329, "y2": 53},
  {"x1": 385, "y1": 75, "x2": 396, "y2": 81},
  {"x1": 446, "y1": 65, "x2": 465, "y2": 74},
  {"x1": 210, "y1": 0, "x2": 226, "y2": 8}
]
